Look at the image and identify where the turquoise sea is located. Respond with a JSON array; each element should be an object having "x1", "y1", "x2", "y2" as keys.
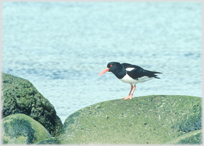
[{"x1": 3, "y1": 2, "x2": 202, "y2": 123}]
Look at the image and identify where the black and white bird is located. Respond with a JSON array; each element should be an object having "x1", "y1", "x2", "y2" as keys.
[{"x1": 98, "y1": 62, "x2": 162, "y2": 100}]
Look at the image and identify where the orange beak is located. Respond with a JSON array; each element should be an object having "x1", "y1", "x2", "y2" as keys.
[{"x1": 98, "y1": 68, "x2": 109, "y2": 76}]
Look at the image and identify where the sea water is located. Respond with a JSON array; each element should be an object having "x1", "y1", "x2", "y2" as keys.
[{"x1": 3, "y1": 2, "x2": 202, "y2": 123}]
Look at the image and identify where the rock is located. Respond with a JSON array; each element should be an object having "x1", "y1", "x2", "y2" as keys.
[
  {"x1": 36, "y1": 137, "x2": 60, "y2": 144},
  {"x1": 58, "y1": 95, "x2": 202, "y2": 144},
  {"x1": 2, "y1": 114, "x2": 51, "y2": 144},
  {"x1": 167, "y1": 129, "x2": 202, "y2": 144},
  {"x1": 2, "y1": 73, "x2": 63, "y2": 137}
]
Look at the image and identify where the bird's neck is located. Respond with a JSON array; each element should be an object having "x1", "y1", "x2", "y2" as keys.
[{"x1": 112, "y1": 66, "x2": 126, "y2": 79}]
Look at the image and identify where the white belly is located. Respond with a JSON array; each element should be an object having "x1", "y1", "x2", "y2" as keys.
[{"x1": 120, "y1": 74, "x2": 153, "y2": 84}]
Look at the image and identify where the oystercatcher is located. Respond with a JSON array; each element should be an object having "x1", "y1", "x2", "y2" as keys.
[{"x1": 98, "y1": 62, "x2": 162, "y2": 100}]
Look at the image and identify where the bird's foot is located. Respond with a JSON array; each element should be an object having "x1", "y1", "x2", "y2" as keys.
[{"x1": 122, "y1": 95, "x2": 132, "y2": 100}]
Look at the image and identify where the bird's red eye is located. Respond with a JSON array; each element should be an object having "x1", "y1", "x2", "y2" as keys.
[{"x1": 110, "y1": 65, "x2": 113, "y2": 67}]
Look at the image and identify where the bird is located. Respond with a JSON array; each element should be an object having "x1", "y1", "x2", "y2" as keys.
[{"x1": 98, "y1": 62, "x2": 162, "y2": 100}]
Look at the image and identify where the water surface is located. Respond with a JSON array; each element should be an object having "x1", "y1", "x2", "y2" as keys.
[{"x1": 3, "y1": 2, "x2": 202, "y2": 122}]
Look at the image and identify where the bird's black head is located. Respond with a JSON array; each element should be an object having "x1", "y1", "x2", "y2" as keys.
[
  {"x1": 98, "y1": 62, "x2": 122, "y2": 76},
  {"x1": 107, "y1": 62, "x2": 122, "y2": 73}
]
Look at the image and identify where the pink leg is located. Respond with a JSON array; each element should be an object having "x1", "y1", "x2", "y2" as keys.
[
  {"x1": 128, "y1": 84, "x2": 133, "y2": 96},
  {"x1": 123, "y1": 84, "x2": 135, "y2": 100},
  {"x1": 131, "y1": 85, "x2": 136, "y2": 96}
]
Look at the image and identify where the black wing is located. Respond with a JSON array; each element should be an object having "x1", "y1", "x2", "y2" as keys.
[
  {"x1": 121, "y1": 63, "x2": 162, "y2": 79},
  {"x1": 121, "y1": 63, "x2": 142, "y2": 69}
]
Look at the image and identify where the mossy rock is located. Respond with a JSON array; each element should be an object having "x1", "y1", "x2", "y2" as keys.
[
  {"x1": 2, "y1": 114, "x2": 51, "y2": 144},
  {"x1": 2, "y1": 73, "x2": 63, "y2": 137},
  {"x1": 58, "y1": 95, "x2": 202, "y2": 144},
  {"x1": 167, "y1": 129, "x2": 202, "y2": 144},
  {"x1": 36, "y1": 137, "x2": 60, "y2": 144}
]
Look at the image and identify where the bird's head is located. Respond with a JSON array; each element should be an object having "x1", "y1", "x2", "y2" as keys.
[{"x1": 98, "y1": 62, "x2": 121, "y2": 76}]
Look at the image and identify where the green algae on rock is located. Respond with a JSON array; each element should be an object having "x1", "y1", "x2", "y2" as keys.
[
  {"x1": 36, "y1": 137, "x2": 60, "y2": 144},
  {"x1": 2, "y1": 114, "x2": 51, "y2": 144},
  {"x1": 167, "y1": 129, "x2": 202, "y2": 144},
  {"x1": 58, "y1": 95, "x2": 202, "y2": 144},
  {"x1": 2, "y1": 73, "x2": 63, "y2": 137}
]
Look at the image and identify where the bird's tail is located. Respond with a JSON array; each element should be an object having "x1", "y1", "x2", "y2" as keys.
[{"x1": 152, "y1": 71, "x2": 162, "y2": 79}]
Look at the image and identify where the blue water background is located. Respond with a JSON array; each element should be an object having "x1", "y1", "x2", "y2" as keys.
[{"x1": 3, "y1": 2, "x2": 202, "y2": 123}]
